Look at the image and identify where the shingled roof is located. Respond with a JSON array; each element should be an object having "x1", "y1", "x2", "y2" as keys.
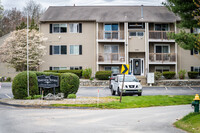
[{"x1": 40, "y1": 6, "x2": 180, "y2": 23}]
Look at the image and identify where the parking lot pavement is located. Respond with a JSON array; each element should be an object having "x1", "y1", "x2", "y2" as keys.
[
  {"x1": 0, "y1": 82, "x2": 13, "y2": 99},
  {"x1": 0, "y1": 82, "x2": 200, "y2": 98},
  {"x1": 77, "y1": 86, "x2": 200, "y2": 97},
  {"x1": 76, "y1": 87, "x2": 111, "y2": 97}
]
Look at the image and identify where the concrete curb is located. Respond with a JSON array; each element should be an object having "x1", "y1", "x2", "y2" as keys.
[{"x1": 0, "y1": 101, "x2": 96, "y2": 109}]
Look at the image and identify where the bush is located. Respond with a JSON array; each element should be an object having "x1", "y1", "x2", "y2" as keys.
[
  {"x1": 6, "y1": 77, "x2": 11, "y2": 82},
  {"x1": 82, "y1": 68, "x2": 92, "y2": 79},
  {"x1": 178, "y1": 70, "x2": 186, "y2": 79},
  {"x1": 12, "y1": 71, "x2": 39, "y2": 99},
  {"x1": 90, "y1": 77, "x2": 94, "y2": 81},
  {"x1": 95, "y1": 71, "x2": 112, "y2": 80},
  {"x1": 154, "y1": 72, "x2": 162, "y2": 80},
  {"x1": 25, "y1": 95, "x2": 42, "y2": 100},
  {"x1": 44, "y1": 70, "x2": 82, "y2": 78},
  {"x1": 188, "y1": 71, "x2": 199, "y2": 79},
  {"x1": 162, "y1": 71, "x2": 176, "y2": 79},
  {"x1": 67, "y1": 94, "x2": 76, "y2": 99},
  {"x1": 60, "y1": 73, "x2": 79, "y2": 98}
]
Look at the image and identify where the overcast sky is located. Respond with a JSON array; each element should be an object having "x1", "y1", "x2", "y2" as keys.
[{"x1": 2, "y1": 0, "x2": 166, "y2": 10}]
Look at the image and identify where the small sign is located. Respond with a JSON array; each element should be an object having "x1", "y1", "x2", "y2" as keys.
[
  {"x1": 121, "y1": 64, "x2": 129, "y2": 74},
  {"x1": 37, "y1": 75, "x2": 59, "y2": 88},
  {"x1": 147, "y1": 73, "x2": 154, "y2": 84}
]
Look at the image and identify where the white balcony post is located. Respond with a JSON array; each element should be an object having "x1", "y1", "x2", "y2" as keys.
[
  {"x1": 175, "y1": 22, "x2": 178, "y2": 77},
  {"x1": 124, "y1": 22, "x2": 128, "y2": 64},
  {"x1": 145, "y1": 22, "x2": 149, "y2": 75},
  {"x1": 124, "y1": 23, "x2": 126, "y2": 64},
  {"x1": 96, "y1": 22, "x2": 99, "y2": 71}
]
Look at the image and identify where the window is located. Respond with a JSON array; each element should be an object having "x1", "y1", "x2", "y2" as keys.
[
  {"x1": 104, "y1": 24, "x2": 119, "y2": 39},
  {"x1": 69, "y1": 23, "x2": 78, "y2": 33},
  {"x1": 50, "y1": 45, "x2": 67, "y2": 55},
  {"x1": 194, "y1": 67, "x2": 200, "y2": 76},
  {"x1": 70, "y1": 45, "x2": 82, "y2": 55},
  {"x1": 52, "y1": 24, "x2": 67, "y2": 33},
  {"x1": 129, "y1": 32, "x2": 144, "y2": 37},
  {"x1": 155, "y1": 45, "x2": 170, "y2": 53},
  {"x1": 193, "y1": 28, "x2": 200, "y2": 34},
  {"x1": 69, "y1": 23, "x2": 82, "y2": 33},
  {"x1": 105, "y1": 66, "x2": 119, "y2": 74},
  {"x1": 50, "y1": 67, "x2": 67, "y2": 70},
  {"x1": 155, "y1": 66, "x2": 170, "y2": 73},
  {"x1": 104, "y1": 45, "x2": 119, "y2": 61},
  {"x1": 70, "y1": 66, "x2": 82, "y2": 70},
  {"x1": 155, "y1": 24, "x2": 169, "y2": 31},
  {"x1": 191, "y1": 48, "x2": 199, "y2": 55},
  {"x1": 128, "y1": 23, "x2": 145, "y2": 29}
]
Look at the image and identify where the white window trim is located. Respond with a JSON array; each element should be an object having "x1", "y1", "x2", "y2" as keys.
[
  {"x1": 69, "y1": 23, "x2": 79, "y2": 33},
  {"x1": 52, "y1": 24, "x2": 67, "y2": 33},
  {"x1": 103, "y1": 23, "x2": 120, "y2": 39},
  {"x1": 154, "y1": 23, "x2": 170, "y2": 31},
  {"x1": 154, "y1": 44, "x2": 170, "y2": 53},
  {"x1": 155, "y1": 66, "x2": 170, "y2": 72},
  {"x1": 70, "y1": 45, "x2": 80, "y2": 55},
  {"x1": 129, "y1": 31, "x2": 144, "y2": 37},
  {"x1": 52, "y1": 67, "x2": 67, "y2": 70},
  {"x1": 104, "y1": 66, "x2": 120, "y2": 73},
  {"x1": 53, "y1": 45, "x2": 61, "y2": 55},
  {"x1": 70, "y1": 66, "x2": 81, "y2": 70}
]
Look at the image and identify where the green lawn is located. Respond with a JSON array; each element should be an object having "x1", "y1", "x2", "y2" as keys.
[
  {"x1": 52, "y1": 95, "x2": 194, "y2": 109},
  {"x1": 174, "y1": 113, "x2": 200, "y2": 133}
]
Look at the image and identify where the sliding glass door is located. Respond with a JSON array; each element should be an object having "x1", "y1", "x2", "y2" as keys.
[{"x1": 104, "y1": 45, "x2": 119, "y2": 61}]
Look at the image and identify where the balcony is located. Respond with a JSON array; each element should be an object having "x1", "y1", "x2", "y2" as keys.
[
  {"x1": 149, "y1": 31, "x2": 175, "y2": 41},
  {"x1": 149, "y1": 53, "x2": 176, "y2": 64},
  {"x1": 98, "y1": 53, "x2": 125, "y2": 64},
  {"x1": 98, "y1": 31, "x2": 125, "y2": 42}
]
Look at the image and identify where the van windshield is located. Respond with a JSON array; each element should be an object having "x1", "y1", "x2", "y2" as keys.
[{"x1": 119, "y1": 76, "x2": 139, "y2": 82}]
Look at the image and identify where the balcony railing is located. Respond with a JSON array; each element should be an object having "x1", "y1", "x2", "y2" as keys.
[
  {"x1": 149, "y1": 53, "x2": 176, "y2": 63},
  {"x1": 149, "y1": 31, "x2": 175, "y2": 40},
  {"x1": 98, "y1": 31, "x2": 124, "y2": 40},
  {"x1": 98, "y1": 53, "x2": 125, "y2": 63}
]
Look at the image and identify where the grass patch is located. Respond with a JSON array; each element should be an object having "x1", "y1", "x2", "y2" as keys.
[
  {"x1": 51, "y1": 95, "x2": 194, "y2": 109},
  {"x1": 174, "y1": 113, "x2": 200, "y2": 133}
]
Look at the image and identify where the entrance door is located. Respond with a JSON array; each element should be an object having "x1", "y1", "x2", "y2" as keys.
[{"x1": 130, "y1": 58, "x2": 144, "y2": 76}]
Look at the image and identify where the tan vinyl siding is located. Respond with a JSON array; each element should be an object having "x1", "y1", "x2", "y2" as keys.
[{"x1": 39, "y1": 22, "x2": 96, "y2": 75}]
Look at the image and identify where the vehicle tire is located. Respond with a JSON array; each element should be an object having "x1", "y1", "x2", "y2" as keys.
[
  {"x1": 138, "y1": 93, "x2": 142, "y2": 96},
  {"x1": 117, "y1": 88, "x2": 121, "y2": 96},
  {"x1": 111, "y1": 86, "x2": 116, "y2": 95}
]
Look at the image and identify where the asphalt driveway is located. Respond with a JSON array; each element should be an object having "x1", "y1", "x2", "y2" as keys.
[{"x1": 0, "y1": 82, "x2": 200, "y2": 99}]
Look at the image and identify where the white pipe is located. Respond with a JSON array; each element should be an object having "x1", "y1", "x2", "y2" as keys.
[{"x1": 27, "y1": 12, "x2": 29, "y2": 97}]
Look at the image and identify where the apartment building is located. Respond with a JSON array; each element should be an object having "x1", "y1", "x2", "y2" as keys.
[{"x1": 38, "y1": 6, "x2": 200, "y2": 78}]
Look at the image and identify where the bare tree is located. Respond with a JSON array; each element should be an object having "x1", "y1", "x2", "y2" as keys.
[
  {"x1": 0, "y1": 0, "x2": 4, "y2": 36},
  {"x1": 23, "y1": 0, "x2": 45, "y2": 24},
  {"x1": 0, "y1": 8, "x2": 25, "y2": 36}
]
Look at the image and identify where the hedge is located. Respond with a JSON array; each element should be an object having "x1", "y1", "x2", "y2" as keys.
[
  {"x1": 82, "y1": 68, "x2": 92, "y2": 79},
  {"x1": 95, "y1": 71, "x2": 112, "y2": 80},
  {"x1": 188, "y1": 71, "x2": 199, "y2": 79},
  {"x1": 12, "y1": 71, "x2": 38, "y2": 99},
  {"x1": 60, "y1": 73, "x2": 80, "y2": 98},
  {"x1": 162, "y1": 71, "x2": 176, "y2": 79},
  {"x1": 44, "y1": 70, "x2": 82, "y2": 78}
]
